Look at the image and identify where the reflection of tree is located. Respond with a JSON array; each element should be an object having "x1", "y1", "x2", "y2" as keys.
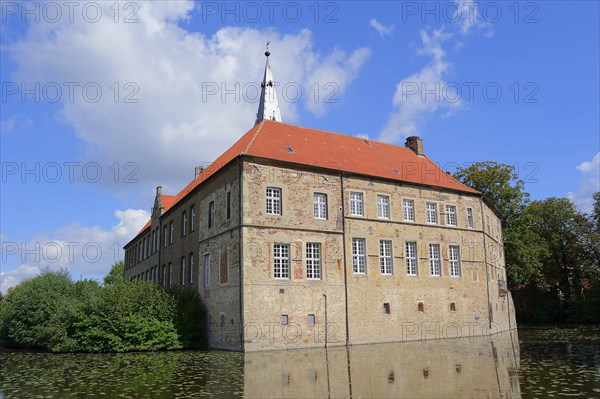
[{"x1": 0, "y1": 350, "x2": 244, "y2": 398}]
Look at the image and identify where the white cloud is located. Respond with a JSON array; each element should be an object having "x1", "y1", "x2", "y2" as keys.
[
  {"x1": 379, "y1": 28, "x2": 460, "y2": 143},
  {"x1": 452, "y1": 0, "x2": 493, "y2": 36},
  {"x1": 6, "y1": 0, "x2": 368, "y2": 194},
  {"x1": 0, "y1": 114, "x2": 33, "y2": 134},
  {"x1": 304, "y1": 47, "x2": 371, "y2": 117},
  {"x1": 568, "y1": 152, "x2": 600, "y2": 213},
  {"x1": 369, "y1": 18, "x2": 394, "y2": 38},
  {"x1": 1, "y1": 208, "x2": 149, "y2": 293}
]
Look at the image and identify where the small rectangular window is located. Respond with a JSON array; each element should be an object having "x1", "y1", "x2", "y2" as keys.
[
  {"x1": 168, "y1": 262, "x2": 173, "y2": 288},
  {"x1": 314, "y1": 193, "x2": 327, "y2": 219},
  {"x1": 383, "y1": 303, "x2": 391, "y2": 314},
  {"x1": 466, "y1": 208, "x2": 474, "y2": 229},
  {"x1": 352, "y1": 238, "x2": 366, "y2": 274},
  {"x1": 429, "y1": 244, "x2": 440, "y2": 276},
  {"x1": 445, "y1": 205, "x2": 457, "y2": 226},
  {"x1": 226, "y1": 191, "x2": 231, "y2": 220},
  {"x1": 306, "y1": 243, "x2": 322, "y2": 280},
  {"x1": 169, "y1": 221, "x2": 174, "y2": 244},
  {"x1": 191, "y1": 205, "x2": 196, "y2": 232},
  {"x1": 377, "y1": 195, "x2": 390, "y2": 219},
  {"x1": 403, "y1": 199, "x2": 415, "y2": 222},
  {"x1": 449, "y1": 245, "x2": 461, "y2": 277},
  {"x1": 405, "y1": 242, "x2": 418, "y2": 276},
  {"x1": 350, "y1": 192, "x2": 364, "y2": 216},
  {"x1": 426, "y1": 202, "x2": 437, "y2": 224},
  {"x1": 266, "y1": 187, "x2": 282, "y2": 215},
  {"x1": 208, "y1": 201, "x2": 215, "y2": 228},
  {"x1": 164, "y1": 226, "x2": 168, "y2": 248},
  {"x1": 308, "y1": 314, "x2": 316, "y2": 326},
  {"x1": 203, "y1": 253, "x2": 210, "y2": 288},
  {"x1": 450, "y1": 302, "x2": 456, "y2": 312},
  {"x1": 182, "y1": 212, "x2": 187, "y2": 237},
  {"x1": 274, "y1": 244, "x2": 290, "y2": 279},
  {"x1": 281, "y1": 314, "x2": 289, "y2": 325},
  {"x1": 180, "y1": 257, "x2": 186, "y2": 286},
  {"x1": 189, "y1": 253, "x2": 194, "y2": 285},
  {"x1": 379, "y1": 240, "x2": 393, "y2": 275},
  {"x1": 418, "y1": 302, "x2": 424, "y2": 312}
]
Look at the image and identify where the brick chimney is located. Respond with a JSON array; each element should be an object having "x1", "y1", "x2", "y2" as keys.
[
  {"x1": 156, "y1": 185, "x2": 162, "y2": 196},
  {"x1": 405, "y1": 136, "x2": 424, "y2": 156}
]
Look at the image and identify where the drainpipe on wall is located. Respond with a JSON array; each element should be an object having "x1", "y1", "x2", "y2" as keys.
[
  {"x1": 340, "y1": 172, "x2": 350, "y2": 345},
  {"x1": 479, "y1": 198, "x2": 493, "y2": 331}
]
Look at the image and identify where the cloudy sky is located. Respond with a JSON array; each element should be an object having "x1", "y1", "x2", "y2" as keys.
[{"x1": 1, "y1": 1, "x2": 598, "y2": 292}]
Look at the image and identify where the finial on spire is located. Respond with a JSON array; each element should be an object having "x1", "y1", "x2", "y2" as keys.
[{"x1": 255, "y1": 43, "x2": 282, "y2": 125}]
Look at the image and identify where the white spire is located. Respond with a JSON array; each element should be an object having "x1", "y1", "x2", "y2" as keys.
[{"x1": 255, "y1": 44, "x2": 282, "y2": 125}]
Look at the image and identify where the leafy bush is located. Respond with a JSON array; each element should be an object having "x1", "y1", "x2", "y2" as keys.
[
  {"x1": 167, "y1": 287, "x2": 208, "y2": 349},
  {"x1": 0, "y1": 264, "x2": 190, "y2": 353}
]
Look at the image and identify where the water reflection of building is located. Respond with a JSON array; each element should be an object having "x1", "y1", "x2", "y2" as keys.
[
  {"x1": 244, "y1": 330, "x2": 521, "y2": 399},
  {"x1": 123, "y1": 49, "x2": 517, "y2": 351}
]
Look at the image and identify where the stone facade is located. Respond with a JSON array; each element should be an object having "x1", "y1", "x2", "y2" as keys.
[{"x1": 124, "y1": 128, "x2": 516, "y2": 352}]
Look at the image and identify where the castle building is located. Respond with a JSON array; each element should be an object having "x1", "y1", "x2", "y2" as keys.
[{"x1": 123, "y1": 51, "x2": 516, "y2": 351}]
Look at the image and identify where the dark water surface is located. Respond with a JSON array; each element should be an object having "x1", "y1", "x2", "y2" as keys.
[{"x1": 1, "y1": 326, "x2": 598, "y2": 398}]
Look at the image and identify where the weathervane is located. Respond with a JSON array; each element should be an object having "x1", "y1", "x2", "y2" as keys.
[{"x1": 265, "y1": 41, "x2": 270, "y2": 58}]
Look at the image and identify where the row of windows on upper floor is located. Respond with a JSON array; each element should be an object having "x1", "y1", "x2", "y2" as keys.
[
  {"x1": 266, "y1": 187, "x2": 479, "y2": 229},
  {"x1": 270, "y1": 240, "x2": 464, "y2": 280},
  {"x1": 126, "y1": 192, "x2": 234, "y2": 268}
]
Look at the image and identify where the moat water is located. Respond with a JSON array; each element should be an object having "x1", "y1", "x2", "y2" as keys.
[{"x1": 0, "y1": 325, "x2": 598, "y2": 398}]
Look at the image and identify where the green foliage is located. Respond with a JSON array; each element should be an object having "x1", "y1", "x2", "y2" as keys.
[
  {"x1": 455, "y1": 164, "x2": 600, "y2": 323},
  {"x1": 103, "y1": 260, "x2": 125, "y2": 286},
  {"x1": 453, "y1": 161, "x2": 546, "y2": 290},
  {"x1": 0, "y1": 262, "x2": 205, "y2": 352},
  {"x1": 167, "y1": 287, "x2": 208, "y2": 349}
]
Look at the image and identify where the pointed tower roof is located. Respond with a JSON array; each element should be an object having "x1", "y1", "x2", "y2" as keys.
[{"x1": 255, "y1": 44, "x2": 282, "y2": 125}]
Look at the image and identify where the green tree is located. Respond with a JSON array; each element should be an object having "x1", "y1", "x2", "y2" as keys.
[
  {"x1": 167, "y1": 287, "x2": 208, "y2": 349},
  {"x1": 453, "y1": 162, "x2": 547, "y2": 289},
  {"x1": 103, "y1": 260, "x2": 125, "y2": 286},
  {"x1": 0, "y1": 268, "x2": 77, "y2": 350}
]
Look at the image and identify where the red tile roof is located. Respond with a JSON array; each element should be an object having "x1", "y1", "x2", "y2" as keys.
[{"x1": 132, "y1": 120, "x2": 478, "y2": 239}]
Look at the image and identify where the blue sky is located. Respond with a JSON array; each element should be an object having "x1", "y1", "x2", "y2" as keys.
[{"x1": 1, "y1": 0, "x2": 598, "y2": 292}]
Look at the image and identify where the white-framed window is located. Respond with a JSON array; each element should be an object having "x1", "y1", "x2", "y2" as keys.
[
  {"x1": 182, "y1": 211, "x2": 187, "y2": 237},
  {"x1": 266, "y1": 187, "x2": 282, "y2": 215},
  {"x1": 350, "y1": 192, "x2": 364, "y2": 216},
  {"x1": 281, "y1": 314, "x2": 289, "y2": 325},
  {"x1": 352, "y1": 238, "x2": 366, "y2": 274},
  {"x1": 403, "y1": 199, "x2": 415, "y2": 222},
  {"x1": 466, "y1": 208, "x2": 474, "y2": 229},
  {"x1": 151, "y1": 230, "x2": 155, "y2": 254},
  {"x1": 314, "y1": 193, "x2": 327, "y2": 220},
  {"x1": 180, "y1": 257, "x2": 186, "y2": 286},
  {"x1": 445, "y1": 205, "x2": 457, "y2": 226},
  {"x1": 379, "y1": 240, "x2": 393, "y2": 275},
  {"x1": 169, "y1": 221, "x2": 174, "y2": 244},
  {"x1": 164, "y1": 226, "x2": 168, "y2": 248},
  {"x1": 168, "y1": 262, "x2": 173, "y2": 288},
  {"x1": 406, "y1": 242, "x2": 418, "y2": 276},
  {"x1": 306, "y1": 243, "x2": 322, "y2": 280},
  {"x1": 189, "y1": 252, "x2": 194, "y2": 285},
  {"x1": 308, "y1": 314, "x2": 316, "y2": 326},
  {"x1": 377, "y1": 195, "x2": 390, "y2": 219},
  {"x1": 449, "y1": 245, "x2": 461, "y2": 277},
  {"x1": 273, "y1": 244, "x2": 290, "y2": 279},
  {"x1": 208, "y1": 201, "x2": 215, "y2": 228},
  {"x1": 426, "y1": 202, "x2": 437, "y2": 224},
  {"x1": 191, "y1": 205, "x2": 196, "y2": 232},
  {"x1": 203, "y1": 253, "x2": 210, "y2": 288},
  {"x1": 429, "y1": 244, "x2": 441, "y2": 276}
]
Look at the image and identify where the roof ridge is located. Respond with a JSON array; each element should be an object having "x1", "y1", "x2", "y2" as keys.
[
  {"x1": 244, "y1": 120, "x2": 265, "y2": 153},
  {"x1": 262, "y1": 120, "x2": 413, "y2": 153}
]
